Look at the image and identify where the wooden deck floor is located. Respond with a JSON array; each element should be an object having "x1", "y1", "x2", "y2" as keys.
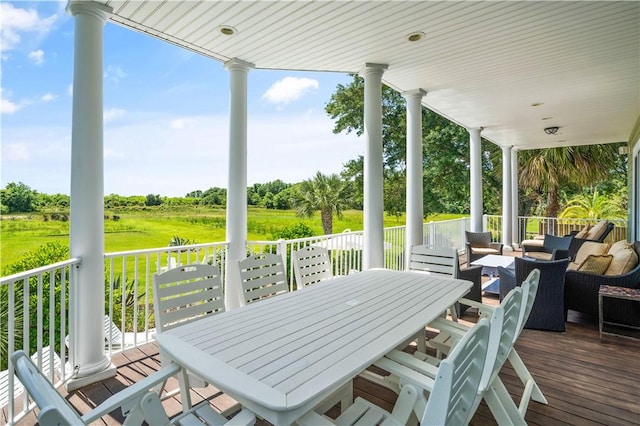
[{"x1": 6, "y1": 304, "x2": 639, "y2": 426}]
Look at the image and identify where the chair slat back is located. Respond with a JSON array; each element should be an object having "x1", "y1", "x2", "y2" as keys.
[
  {"x1": 408, "y1": 246, "x2": 458, "y2": 278},
  {"x1": 516, "y1": 268, "x2": 540, "y2": 337},
  {"x1": 421, "y1": 318, "x2": 491, "y2": 425},
  {"x1": 292, "y1": 246, "x2": 333, "y2": 288},
  {"x1": 11, "y1": 351, "x2": 84, "y2": 425},
  {"x1": 153, "y1": 264, "x2": 225, "y2": 332},
  {"x1": 238, "y1": 253, "x2": 288, "y2": 304},
  {"x1": 484, "y1": 286, "x2": 523, "y2": 388}
]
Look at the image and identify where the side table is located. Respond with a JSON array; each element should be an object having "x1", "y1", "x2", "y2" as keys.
[{"x1": 598, "y1": 285, "x2": 640, "y2": 340}]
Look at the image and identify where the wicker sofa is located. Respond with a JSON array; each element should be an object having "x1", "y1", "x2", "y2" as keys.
[{"x1": 564, "y1": 241, "x2": 640, "y2": 327}]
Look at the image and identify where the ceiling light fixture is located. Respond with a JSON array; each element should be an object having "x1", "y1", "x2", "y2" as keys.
[
  {"x1": 544, "y1": 126, "x2": 559, "y2": 135},
  {"x1": 406, "y1": 31, "x2": 425, "y2": 42},
  {"x1": 218, "y1": 25, "x2": 237, "y2": 36},
  {"x1": 531, "y1": 102, "x2": 544, "y2": 107}
]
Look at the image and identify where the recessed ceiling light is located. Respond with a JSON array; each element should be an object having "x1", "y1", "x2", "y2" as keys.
[
  {"x1": 531, "y1": 102, "x2": 544, "y2": 107},
  {"x1": 406, "y1": 31, "x2": 425, "y2": 42},
  {"x1": 542, "y1": 117, "x2": 553, "y2": 120},
  {"x1": 558, "y1": 140, "x2": 567, "y2": 143},
  {"x1": 218, "y1": 25, "x2": 237, "y2": 36},
  {"x1": 544, "y1": 126, "x2": 560, "y2": 135}
]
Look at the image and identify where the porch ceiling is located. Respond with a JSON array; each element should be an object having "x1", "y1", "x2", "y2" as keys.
[{"x1": 97, "y1": 0, "x2": 639, "y2": 150}]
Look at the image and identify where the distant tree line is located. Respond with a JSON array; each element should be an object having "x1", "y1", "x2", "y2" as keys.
[{"x1": 0, "y1": 179, "x2": 304, "y2": 214}]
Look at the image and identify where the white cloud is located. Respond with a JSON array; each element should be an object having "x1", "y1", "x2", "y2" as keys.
[
  {"x1": 104, "y1": 65, "x2": 127, "y2": 83},
  {"x1": 0, "y1": 3, "x2": 57, "y2": 53},
  {"x1": 41, "y1": 93, "x2": 56, "y2": 102},
  {"x1": 28, "y1": 49, "x2": 44, "y2": 65},
  {"x1": 262, "y1": 77, "x2": 319, "y2": 105},
  {"x1": 2, "y1": 142, "x2": 30, "y2": 161},
  {"x1": 1, "y1": 97, "x2": 20, "y2": 114},
  {"x1": 104, "y1": 108, "x2": 126, "y2": 122},
  {"x1": 1, "y1": 88, "x2": 21, "y2": 113},
  {"x1": 67, "y1": 84, "x2": 73, "y2": 96},
  {"x1": 171, "y1": 118, "x2": 197, "y2": 129}
]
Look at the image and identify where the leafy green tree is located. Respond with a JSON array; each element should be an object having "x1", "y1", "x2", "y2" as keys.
[
  {"x1": 145, "y1": 194, "x2": 163, "y2": 206},
  {"x1": 519, "y1": 144, "x2": 622, "y2": 217},
  {"x1": 1, "y1": 182, "x2": 39, "y2": 213},
  {"x1": 294, "y1": 172, "x2": 352, "y2": 234},
  {"x1": 201, "y1": 187, "x2": 226, "y2": 206},
  {"x1": 326, "y1": 75, "x2": 502, "y2": 216}
]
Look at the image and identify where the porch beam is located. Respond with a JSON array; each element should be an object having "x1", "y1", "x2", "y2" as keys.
[
  {"x1": 403, "y1": 89, "x2": 426, "y2": 268},
  {"x1": 502, "y1": 145, "x2": 513, "y2": 250},
  {"x1": 360, "y1": 63, "x2": 388, "y2": 270},
  {"x1": 66, "y1": 0, "x2": 115, "y2": 389},
  {"x1": 224, "y1": 58, "x2": 254, "y2": 310},
  {"x1": 469, "y1": 127, "x2": 483, "y2": 232}
]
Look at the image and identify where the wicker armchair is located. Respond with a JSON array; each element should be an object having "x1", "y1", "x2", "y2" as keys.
[
  {"x1": 564, "y1": 241, "x2": 640, "y2": 327},
  {"x1": 465, "y1": 231, "x2": 503, "y2": 263},
  {"x1": 498, "y1": 257, "x2": 569, "y2": 332}
]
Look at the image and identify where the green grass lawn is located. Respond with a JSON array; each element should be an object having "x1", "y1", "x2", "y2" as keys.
[{"x1": 1, "y1": 207, "x2": 465, "y2": 273}]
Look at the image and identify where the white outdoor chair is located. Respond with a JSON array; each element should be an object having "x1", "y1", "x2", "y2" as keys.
[
  {"x1": 438, "y1": 268, "x2": 546, "y2": 416},
  {"x1": 153, "y1": 264, "x2": 228, "y2": 407},
  {"x1": 406, "y1": 246, "x2": 464, "y2": 354},
  {"x1": 362, "y1": 285, "x2": 525, "y2": 425},
  {"x1": 292, "y1": 246, "x2": 333, "y2": 288},
  {"x1": 238, "y1": 253, "x2": 288, "y2": 304},
  {"x1": 297, "y1": 318, "x2": 491, "y2": 426},
  {"x1": 153, "y1": 263, "x2": 225, "y2": 332},
  {"x1": 1, "y1": 346, "x2": 62, "y2": 410},
  {"x1": 10, "y1": 350, "x2": 255, "y2": 426}
]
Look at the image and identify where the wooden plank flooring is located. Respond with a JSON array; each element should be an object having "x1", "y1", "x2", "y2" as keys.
[{"x1": 6, "y1": 306, "x2": 639, "y2": 426}]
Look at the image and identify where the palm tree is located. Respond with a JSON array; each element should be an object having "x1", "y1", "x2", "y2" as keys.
[
  {"x1": 559, "y1": 189, "x2": 626, "y2": 220},
  {"x1": 518, "y1": 144, "x2": 621, "y2": 217},
  {"x1": 294, "y1": 172, "x2": 352, "y2": 235}
]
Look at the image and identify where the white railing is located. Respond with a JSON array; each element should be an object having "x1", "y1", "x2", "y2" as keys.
[
  {"x1": 103, "y1": 242, "x2": 229, "y2": 355},
  {"x1": 0, "y1": 258, "x2": 80, "y2": 424}
]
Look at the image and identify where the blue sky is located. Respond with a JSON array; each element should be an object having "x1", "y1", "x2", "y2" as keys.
[{"x1": 1, "y1": 1, "x2": 362, "y2": 196}]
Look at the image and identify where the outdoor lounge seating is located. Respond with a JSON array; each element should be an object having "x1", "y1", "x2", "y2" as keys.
[
  {"x1": 10, "y1": 350, "x2": 256, "y2": 425},
  {"x1": 567, "y1": 221, "x2": 615, "y2": 260},
  {"x1": 499, "y1": 257, "x2": 569, "y2": 332},
  {"x1": 522, "y1": 234, "x2": 573, "y2": 261},
  {"x1": 466, "y1": 231, "x2": 504, "y2": 263},
  {"x1": 564, "y1": 240, "x2": 640, "y2": 327}
]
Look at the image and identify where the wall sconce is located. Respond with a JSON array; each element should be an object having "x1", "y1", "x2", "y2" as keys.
[{"x1": 544, "y1": 126, "x2": 559, "y2": 135}]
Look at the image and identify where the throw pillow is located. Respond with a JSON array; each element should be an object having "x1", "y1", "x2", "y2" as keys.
[
  {"x1": 585, "y1": 221, "x2": 607, "y2": 241},
  {"x1": 605, "y1": 241, "x2": 638, "y2": 275},
  {"x1": 577, "y1": 255, "x2": 613, "y2": 274},
  {"x1": 574, "y1": 224, "x2": 591, "y2": 239},
  {"x1": 574, "y1": 241, "x2": 610, "y2": 267}
]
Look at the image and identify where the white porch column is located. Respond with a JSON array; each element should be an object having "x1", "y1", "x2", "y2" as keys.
[
  {"x1": 403, "y1": 89, "x2": 426, "y2": 268},
  {"x1": 66, "y1": 1, "x2": 114, "y2": 389},
  {"x1": 360, "y1": 63, "x2": 388, "y2": 270},
  {"x1": 224, "y1": 59, "x2": 253, "y2": 310},
  {"x1": 502, "y1": 145, "x2": 513, "y2": 250},
  {"x1": 511, "y1": 148, "x2": 519, "y2": 247},
  {"x1": 469, "y1": 127, "x2": 483, "y2": 232}
]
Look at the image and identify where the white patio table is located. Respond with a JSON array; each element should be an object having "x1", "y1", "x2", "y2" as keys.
[{"x1": 154, "y1": 269, "x2": 472, "y2": 425}]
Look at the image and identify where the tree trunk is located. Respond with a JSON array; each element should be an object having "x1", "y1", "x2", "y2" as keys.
[
  {"x1": 546, "y1": 185, "x2": 560, "y2": 217},
  {"x1": 321, "y1": 208, "x2": 333, "y2": 235}
]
